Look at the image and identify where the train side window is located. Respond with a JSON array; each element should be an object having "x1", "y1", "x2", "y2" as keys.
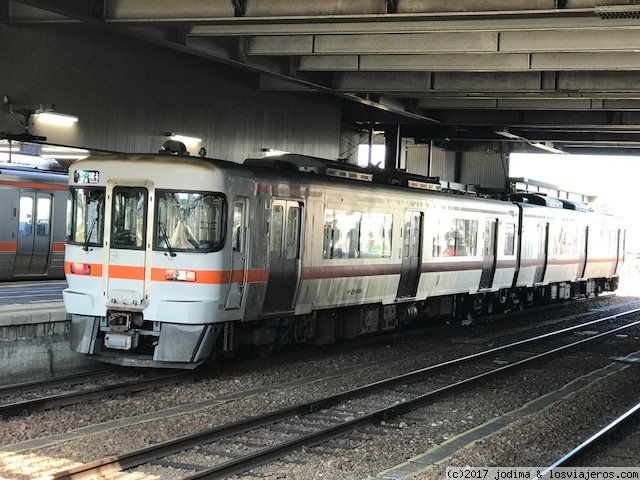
[
  {"x1": 435, "y1": 218, "x2": 478, "y2": 257},
  {"x1": 551, "y1": 225, "x2": 579, "y2": 256},
  {"x1": 270, "y1": 204, "x2": 284, "y2": 260},
  {"x1": 285, "y1": 205, "x2": 300, "y2": 260},
  {"x1": 36, "y1": 197, "x2": 51, "y2": 236},
  {"x1": 155, "y1": 191, "x2": 225, "y2": 252},
  {"x1": 323, "y1": 209, "x2": 336, "y2": 259},
  {"x1": 360, "y1": 212, "x2": 392, "y2": 258},
  {"x1": 18, "y1": 196, "x2": 33, "y2": 236},
  {"x1": 232, "y1": 203, "x2": 243, "y2": 252},
  {"x1": 403, "y1": 216, "x2": 411, "y2": 258},
  {"x1": 339, "y1": 211, "x2": 362, "y2": 259},
  {"x1": 504, "y1": 223, "x2": 515, "y2": 255},
  {"x1": 322, "y1": 209, "x2": 362, "y2": 259}
]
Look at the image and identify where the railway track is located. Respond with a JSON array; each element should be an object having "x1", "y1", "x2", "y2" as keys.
[
  {"x1": 41, "y1": 307, "x2": 640, "y2": 480},
  {"x1": 0, "y1": 368, "x2": 113, "y2": 396},
  {"x1": 0, "y1": 370, "x2": 193, "y2": 418},
  {"x1": 538, "y1": 400, "x2": 640, "y2": 476},
  {"x1": 0, "y1": 301, "x2": 570, "y2": 420}
]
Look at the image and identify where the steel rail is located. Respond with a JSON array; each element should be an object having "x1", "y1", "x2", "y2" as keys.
[
  {"x1": 536, "y1": 401, "x2": 640, "y2": 478},
  {"x1": 184, "y1": 318, "x2": 640, "y2": 480},
  {"x1": 0, "y1": 372, "x2": 187, "y2": 418},
  {"x1": 0, "y1": 368, "x2": 114, "y2": 396},
  {"x1": 42, "y1": 309, "x2": 640, "y2": 480}
]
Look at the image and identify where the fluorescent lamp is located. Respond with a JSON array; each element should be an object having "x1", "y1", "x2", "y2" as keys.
[
  {"x1": 495, "y1": 130, "x2": 567, "y2": 154},
  {"x1": 0, "y1": 141, "x2": 21, "y2": 152},
  {"x1": 170, "y1": 134, "x2": 201, "y2": 144},
  {"x1": 41, "y1": 145, "x2": 89, "y2": 160},
  {"x1": 37, "y1": 111, "x2": 79, "y2": 125},
  {"x1": 529, "y1": 142, "x2": 567, "y2": 155},
  {"x1": 262, "y1": 148, "x2": 290, "y2": 157}
]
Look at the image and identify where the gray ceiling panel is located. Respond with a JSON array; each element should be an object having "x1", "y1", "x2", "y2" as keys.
[
  {"x1": 7, "y1": 0, "x2": 640, "y2": 152},
  {"x1": 313, "y1": 32, "x2": 499, "y2": 54}
]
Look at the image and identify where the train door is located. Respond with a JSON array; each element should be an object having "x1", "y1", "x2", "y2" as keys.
[
  {"x1": 226, "y1": 198, "x2": 248, "y2": 310},
  {"x1": 262, "y1": 200, "x2": 303, "y2": 314},
  {"x1": 104, "y1": 184, "x2": 150, "y2": 309},
  {"x1": 396, "y1": 210, "x2": 423, "y2": 298},
  {"x1": 13, "y1": 191, "x2": 53, "y2": 276},
  {"x1": 613, "y1": 228, "x2": 623, "y2": 275},
  {"x1": 479, "y1": 218, "x2": 498, "y2": 290},
  {"x1": 534, "y1": 222, "x2": 549, "y2": 283},
  {"x1": 577, "y1": 226, "x2": 588, "y2": 279}
]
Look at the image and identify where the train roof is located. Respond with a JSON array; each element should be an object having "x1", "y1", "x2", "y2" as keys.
[
  {"x1": 244, "y1": 154, "x2": 445, "y2": 193},
  {"x1": 512, "y1": 193, "x2": 594, "y2": 212},
  {"x1": 70, "y1": 153, "x2": 603, "y2": 215},
  {"x1": 0, "y1": 161, "x2": 68, "y2": 183}
]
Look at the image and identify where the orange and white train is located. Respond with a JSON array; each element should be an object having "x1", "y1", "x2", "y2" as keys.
[
  {"x1": 63, "y1": 153, "x2": 624, "y2": 368},
  {"x1": 0, "y1": 162, "x2": 67, "y2": 280}
]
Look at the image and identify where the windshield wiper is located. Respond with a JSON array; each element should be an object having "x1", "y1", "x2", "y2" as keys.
[
  {"x1": 83, "y1": 217, "x2": 98, "y2": 252},
  {"x1": 159, "y1": 222, "x2": 176, "y2": 257}
]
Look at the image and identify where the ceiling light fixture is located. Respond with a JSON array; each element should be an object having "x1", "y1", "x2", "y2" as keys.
[
  {"x1": 0, "y1": 140, "x2": 21, "y2": 152},
  {"x1": 36, "y1": 111, "x2": 79, "y2": 125},
  {"x1": 2, "y1": 96, "x2": 79, "y2": 139},
  {"x1": 495, "y1": 130, "x2": 567, "y2": 155},
  {"x1": 262, "y1": 148, "x2": 290, "y2": 157},
  {"x1": 169, "y1": 134, "x2": 202, "y2": 144}
]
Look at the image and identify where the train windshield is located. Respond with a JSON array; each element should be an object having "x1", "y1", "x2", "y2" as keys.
[
  {"x1": 155, "y1": 190, "x2": 225, "y2": 252},
  {"x1": 111, "y1": 187, "x2": 147, "y2": 249},
  {"x1": 67, "y1": 187, "x2": 105, "y2": 246}
]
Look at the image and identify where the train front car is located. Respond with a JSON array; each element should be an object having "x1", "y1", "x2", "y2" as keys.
[{"x1": 64, "y1": 155, "x2": 246, "y2": 368}]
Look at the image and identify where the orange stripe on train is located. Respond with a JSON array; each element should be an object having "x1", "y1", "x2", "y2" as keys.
[
  {"x1": 108, "y1": 265, "x2": 145, "y2": 280},
  {"x1": 0, "y1": 180, "x2": 68, "y2": 191},
  {"x1": 63, "y1": 265, "x2": 268, "y2": 284},
  {"x1": 0, "y1": 242, "x2": 17, "y2": 252}
]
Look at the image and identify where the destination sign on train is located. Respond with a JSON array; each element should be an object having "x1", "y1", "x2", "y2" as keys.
[{"x1": 73, "y1": 170, "x2": 99, "y2": 184}]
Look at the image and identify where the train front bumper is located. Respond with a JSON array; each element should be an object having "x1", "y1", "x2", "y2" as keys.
[{"x1": 69, "y1": 314, "x2": 220, "y2": 369}]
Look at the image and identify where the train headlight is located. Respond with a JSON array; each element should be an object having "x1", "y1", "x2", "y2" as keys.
[
  {"x1": 165, "y1": 269, "x2": 197, "y2": 282},
  {"x1": 70, "y1": 262, "x2": 91, "y2": 275}
]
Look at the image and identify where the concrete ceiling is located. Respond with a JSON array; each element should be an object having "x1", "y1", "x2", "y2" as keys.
[{"x1": 5, "y1": 0, "x2": 640, "y2": 154}]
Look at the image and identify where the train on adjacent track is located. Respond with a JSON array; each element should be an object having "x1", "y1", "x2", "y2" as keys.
[
  {"x1": 0, "y1": 162, "x2": 67, "y2": 281},
  {"x1": 63, "y1": 152, "x2": 624, "y2": 368}
]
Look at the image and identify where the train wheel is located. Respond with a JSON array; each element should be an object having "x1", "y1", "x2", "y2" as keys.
[
  {"x1": 461, "y1": 312, "x2": 474, "y2": 327},
  {"x1": 204, "y1": 354, "x2": 223, "y2": 369},
  {"x1": 251, "y1": 344, "x2": 274, "y2": 359}
]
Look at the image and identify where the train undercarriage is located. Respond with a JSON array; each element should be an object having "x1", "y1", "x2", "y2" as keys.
[
  {"x1": 77, "y1": 276, "x2": 618, "y2": 369},
  {"x1": 216, "y1": 276, "x2": 619, "y2": 362}
]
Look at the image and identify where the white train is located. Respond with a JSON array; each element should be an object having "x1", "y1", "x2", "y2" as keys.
[{"x1": 64, "y1": 153, "x2": 624, "y2": 368}]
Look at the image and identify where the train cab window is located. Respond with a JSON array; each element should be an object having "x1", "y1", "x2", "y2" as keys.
[
  {"x1": 67, "y1": 188, "x2": 105, "y2": 246},
  {"x1": 155, "y1": 191, "x2": 225, "y2": 252},
  {"x1": 112, "y1": 188, "x2": 147, "y2": 249}
]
